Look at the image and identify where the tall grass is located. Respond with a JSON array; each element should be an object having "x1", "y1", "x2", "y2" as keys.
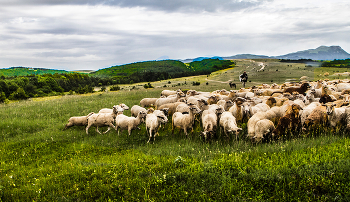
[{"x1": 1, "y1": 60, "x2": 350, "y2": 201}]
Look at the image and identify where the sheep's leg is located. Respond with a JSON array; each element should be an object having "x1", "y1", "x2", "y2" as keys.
[
  {"x1": 147, "y1": 129, "x2": 153, "y2": 143},
  {"x1": 103, "y1": 127, "x2": 111, "y2": 134},
  {"x1": 128, "y1": 128, "x2": 132, "y2": 136},
  {"x1": 86, "y1": 125, "x2": 90, "y2": 135},
  {"x1": 96, "y1": 126, "x2": 102, "y2": 135},
  {"x1": 184, "y1": 128, "x2": 188, "y2": 137}
]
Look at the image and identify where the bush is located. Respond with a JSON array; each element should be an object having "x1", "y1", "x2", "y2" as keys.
[
  {"x1": 143, "y1": 83, "x2": 154, "y2": 89},
  {"x1": 110, "y1": 85, "x2": 120, "y2": 91},
  {"x1": 192, "y1": 81, "x2": 200, "y2": 86}
]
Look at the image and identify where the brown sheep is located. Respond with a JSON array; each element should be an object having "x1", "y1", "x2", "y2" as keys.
[
  {"x1": 271, "y1": 83, "x2": 310, "y2": 96},
  {"x1": 272, "y1": 104, "x2": 303, "y2": 139},
  {"x1": 304, "y1": 105, "x2": 328, "y2": 132}
]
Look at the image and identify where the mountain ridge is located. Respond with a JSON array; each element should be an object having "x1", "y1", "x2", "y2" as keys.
[{"x1": 184, "y1": 46, "x2": 350, "y2": 63}]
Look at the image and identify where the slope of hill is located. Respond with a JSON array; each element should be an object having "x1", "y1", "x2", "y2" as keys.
[
  {"x1": 0, "y1": 67, "x2": 68, "y2": 77},
  {"x1": 90, "y1": 59, "x2": 235, "y2": 83}
]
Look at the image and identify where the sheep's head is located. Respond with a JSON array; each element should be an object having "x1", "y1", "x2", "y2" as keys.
[
  {"x1": 189, "y1": 106, "x2": 201, "y2": 114},
  {"x1": 160, "y1": 108, "x2": 169, "y2": 117},
  {"x1": 325, "y1": 103, "x2": 336, "y2": 115},
  {"x1": 177, "y1": 91, "x2": 186, "y2": 98},
  {"x1": 266, "y1": 97, "x2": 276, "y2": 108},
  {"x1": 146, "y1": 108, "x2": 155, "y2": 114},
  {"x1": 138, "y1": 111, "x2": 147, "y2": 121},
  {"x1": 157, "y1": 115, "x2": 168, "y2": 124},
  {"x1": 225, "y1": 100, "x2": 234, "y2": 109},
  {"x1": 119, "y1": 103, "x2": 129, "y2": 110}
]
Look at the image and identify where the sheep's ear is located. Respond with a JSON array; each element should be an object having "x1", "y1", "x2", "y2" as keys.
[
  {"x1": 237, "y1": 128, "x2": 242, "y2": 131},
  {"x1": 332, "y1": 103, "x2": 336, "y2": 107}
]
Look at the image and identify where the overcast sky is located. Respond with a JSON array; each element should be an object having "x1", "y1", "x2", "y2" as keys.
[{"x1": 0, "y1": 0, "x2": 349, "y2": 71}]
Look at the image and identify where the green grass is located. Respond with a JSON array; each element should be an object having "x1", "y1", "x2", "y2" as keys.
[{"x1": 1, "y1": 60, "x2": 350, "y2": 201}]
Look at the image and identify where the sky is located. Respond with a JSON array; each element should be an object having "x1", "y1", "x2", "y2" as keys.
[{"x1": 0, "y1": 0, "x2": 349, "y2": 71}]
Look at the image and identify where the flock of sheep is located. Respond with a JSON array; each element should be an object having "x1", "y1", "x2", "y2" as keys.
[{"x1": 64, "y1": 78, "x2": 350, "y2": 143}]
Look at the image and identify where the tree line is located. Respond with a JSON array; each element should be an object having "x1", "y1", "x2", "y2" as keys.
[{"x1": 0, "y1": 73, "x2": 117, "y2": 102}]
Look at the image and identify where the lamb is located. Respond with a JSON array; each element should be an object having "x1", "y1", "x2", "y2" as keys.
[
  {"x1": 155, "y1": 91, "x2": 186, "y2": 109},
  {"x1": 115, "y1": 111, "x2": 147, "y2": 136},
  {"x1": 145, "y1": 112, "x2": 168, "y2": 143},
  {"x1": 86, "y1": 105, "x2": 119, "y2": 135},
  {"x1": 64, "y1": 112, "x2": 95, "y2": 130},
  {"x1": 172, "y1": 105, "x2": 201, "y2": 137},
  {"x1": 99, "y1": 103, "x2": 129, "y2": 114},
  {"x1": 324, "y1": 103, "x2": 347, "y2": 128},
  {"x1": 219, "y1": 111, "x2": 242, "y2": 140},
  {"x1": 253, "y1": 119, "x2": 275, "y2": 142}
]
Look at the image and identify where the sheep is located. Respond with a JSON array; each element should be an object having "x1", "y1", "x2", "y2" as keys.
[
  {"x1": 140, "y1": 98, "x2": 158, "y2": 107},
  {"x1": 217, "y1": 100, "x2": 234, "y2": 111},
  {"x1": 158, "y1": 101, "x2": 185, "y2": 116},
  {"x1": 219, "y1": 111, "x2": 242, "y2": 140},
  {"x1": 130, "y1": 105, "x2": 149, "y2": 117},
  {"x1": 304, "y1": 105, "x2": 328, "y2": 131},
  {"x1": 324, "y1": 103, "x2": 347, "y2": 128},
  {"x1": 115, "y1": 111, "x2": 147, "y2": 136},
  {"x1": 64, "y1": 112, "x2": 95, "y2": 130},
  {"x1": 249, "y1": 103, "x2": 270, "y2": 117},
  {"x1": 247, "y1": 109, "x2": 278, "y2": 139},
  {"x1": 161, "y1": 89, "x2": 180, "y2": 97},
  {"x1": 86, "y1": 105, "x2": 119, "y2": 135},
  {"x1": 271, "y1": 82, "x2": 310, "y2": 96},
  {"x1": 145, "y1": 112, "x2": 168, "y2": 143},
  {"x1": 172, "y1": 105, "x2": 201, "y2": 137},
  {"x1": 272, "y1": 104, "x2": 303, "y2": 139},
  {"x1": 155, "y1": 91, "x2": 186, "y2": 109},
  {"x1": 229, "y1": 98, "x2": 249, "y2": 123},
  {"x1": 300, "y1": 102, "x2": 321, "y2": 127},
  {"x1": 201, "y1": 113, "x2": 217, "y2": 140},
  {"x1": 345, "y1": 107, "x2": 350, "y2": 131},
  {"x1": 175, "y1": 103, "x2": 193, "y2": 113},
  {"x1": 253, "y1": 119, "x2": 275, "y2": 142},
  {"x1": 99, "y1": 103, "x2": 129, "y2": 114}
]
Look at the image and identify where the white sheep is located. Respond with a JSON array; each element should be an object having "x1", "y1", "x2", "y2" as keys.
[
  {"x1": 217, "y1": 100, "x2": 234, "y2": 111},
  {"x1": 249, "y1": 103, "x2": 270, "y2": 117},
  {"x1": 247, "y1": 109, "x2": 278, "y2": 139},
  {"x1": 300, "y1": 102, "x2": 321, "y2": 127},
  {"x1": 115, "y1": 111, "x2": 147, "y2": 136},
  {"x1": 130, "y1": 105, "x2": 150, "y2": 117},
  {"x1": 219, "y1": 111, "x2": 242, "y2": 140},
  {"x1": 99, "y1": 103, "x2": 129, "y2": 114},
  {"x1": 172, "y1": 105, "x2": 201, "y2": 137},
  {"x1": 201, "y1": 113, "x2": 217, "y2": 140},
  {"x1": 86, "y1": 105, "x2": 119, "y2": 135},
  {"x1": 155, "y1": 91, "x2": 186, "y2": 109},
  {"x1": 140, "y1": 98, "x2": 158, "y2": 107},
  {"x1": 145, "y1": 112, "x2": 168, "y2": 143},
  {"x1": 64, "y1": 112, "x2": 95, "y2": 130},
  {"x1": 325, "y1": 103, "x2": 347, "y2": 128},
  {"x1": 253, "y1": 119, "x2": 275, "y2": 142}
]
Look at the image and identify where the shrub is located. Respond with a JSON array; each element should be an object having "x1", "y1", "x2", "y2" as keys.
[
  {"x1": 144, "y1": 83, "x2": 154, "y2": 89},
  {"x1": 110, "y1": 85, "x2": 120, "y2": 91},
  {"x1": 192, "y1": 81, "x2": 200, "y2": 86}
]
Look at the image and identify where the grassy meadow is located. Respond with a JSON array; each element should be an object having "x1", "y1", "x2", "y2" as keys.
[{"x1": 1, "y1": 59, "x2": 350, "y2": 201}]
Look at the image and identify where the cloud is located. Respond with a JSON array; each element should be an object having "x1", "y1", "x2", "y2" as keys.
[{"x1": 2, "y1": 0, "x2": 270, "y2": 12}]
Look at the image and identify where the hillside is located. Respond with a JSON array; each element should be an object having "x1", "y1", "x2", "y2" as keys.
[
  {"x1": 90, "y1": 59, "x2": 235, "y2": 83},
  {"x1": 0, "y1": 67, "x2": 68, "y2": 77}
]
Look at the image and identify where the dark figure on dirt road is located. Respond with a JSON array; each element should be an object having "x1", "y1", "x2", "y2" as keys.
[{"x1": 239, "y1": 71, "x2": 248, "y2": 88}]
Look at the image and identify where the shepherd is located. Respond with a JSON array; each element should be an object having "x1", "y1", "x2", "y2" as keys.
[{"x1": 239, "y1": 71, "x2": 248, "y2": 88}]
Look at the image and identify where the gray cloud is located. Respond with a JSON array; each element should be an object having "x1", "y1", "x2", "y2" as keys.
[{"x1": 2, "y1": 0, "x2": 269, "y2": 12}]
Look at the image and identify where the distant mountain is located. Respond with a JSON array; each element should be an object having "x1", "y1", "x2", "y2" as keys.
[
  {"x1": 181, "y1": 56, "x2": 223, "y2": 63},
  {"x1": 183, "y1": 46, "x2": 350, "y2": 62},
  {"x1": 222, "y1": 54, "x2": 273, "y2": 60},
  {"x1": 275, "y1": 46, "x2": 350, "y2": 60}
]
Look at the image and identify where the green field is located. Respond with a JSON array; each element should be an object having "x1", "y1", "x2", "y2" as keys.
[{"x1": 1, "y1": 59, "x2": 350, "y2": 201}]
